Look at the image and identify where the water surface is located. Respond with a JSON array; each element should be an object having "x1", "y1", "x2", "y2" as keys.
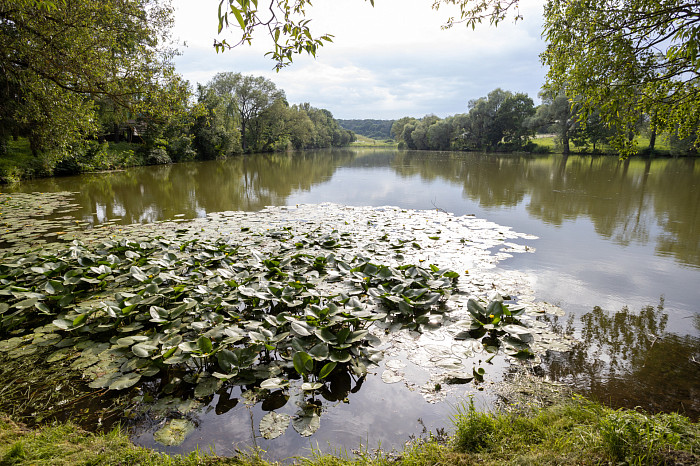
[{"x1": 6, "y1": 149, "x2": 700, "y2": 451}]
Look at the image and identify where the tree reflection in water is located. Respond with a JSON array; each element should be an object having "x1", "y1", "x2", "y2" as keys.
[{"x1": 539, "y1": 298, "x2": 700, "y2": 420}]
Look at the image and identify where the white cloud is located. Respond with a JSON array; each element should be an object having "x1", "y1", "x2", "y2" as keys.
[{"x1": 172, "y1": 0, "x2": 547, "y2": 119}]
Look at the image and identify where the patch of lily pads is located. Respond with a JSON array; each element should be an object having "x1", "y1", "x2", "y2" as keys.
[{"x1": 0, "y1": 195, "x2": 573, "y2": 446}]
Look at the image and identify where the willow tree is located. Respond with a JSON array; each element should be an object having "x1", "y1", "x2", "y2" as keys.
[
  {"x1": 0, "y1": 0, "x2": 181, "y2": 159},
  {"x1": 207, "y1": 72, "x2": 286, "y2": 151}
]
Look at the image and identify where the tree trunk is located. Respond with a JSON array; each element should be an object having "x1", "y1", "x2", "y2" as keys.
[
  {"x1": 241, "y1": 120, "x2": 247, "y2": 151},
  {"x1": 649, "y1": 126, "x2": 656, "y2": 152}
]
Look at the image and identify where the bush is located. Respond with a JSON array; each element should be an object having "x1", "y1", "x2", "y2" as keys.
[{"x1": 147, "y1": 146, "x2": 171, "y2": 165}]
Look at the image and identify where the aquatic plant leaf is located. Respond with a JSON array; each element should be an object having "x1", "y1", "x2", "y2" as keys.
[
  {"x1": 46, "y1": 347, "x2": 73, "y2": 362},
  {"x1": 153, "y1": 419, "x2": 195, "y2": 446},
  {"x1": 132, "y1": 343, "x2": 158, "y2": 358},
  {"x1": 330, "y1": 350, "x2": 351, "y2": 363},
  {"x1": 196, "y1": 336, "x2": 213, "y2": 354},
  {"x1": 292, "y1": 409, "x2": 321, "y2": 437},
  {"x1": 0, "y1": 337, "x2": 25, "y2": 352},
  {"x1": 290, "y1": 321, "x2": 313, "y2": 336},
  {"x1": 109, "y1": 372, "x2": 141, "y2": 390},
  {"x1": 194, "y1": 377, "x2": 220, "y2": 398},
  {"x1": 308, "y1": 343, "x2": 329, "y2": 361},
  {"x1": 501, "y1": 324, "x2": 531, "y2": 336},
  {"x1": 260, "y1": 377, "x2": 289, "y2": 390},
  {"x1": 345, "y1": 330, "x2": 368, "y2": 343},
  {"x1": 301, "y1": 382, "x2": 323, "y2": 391},
  {"x1": 318, "y1": 362, "x2": 336, "y2": 379},
  {"x1": 293, "y1": 351, "x2": 314, "y2": 375},
  {"x1": 259, "y1": 412, "x2": 290, "y2": 440}
]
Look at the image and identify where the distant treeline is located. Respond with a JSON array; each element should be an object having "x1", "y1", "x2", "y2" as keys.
[
  {"x1": 337, "y1": 119, "x2": 394, "y2": 140},
  {"x1": 391, "y1": 88, "x2": 696, "y2": 155}
]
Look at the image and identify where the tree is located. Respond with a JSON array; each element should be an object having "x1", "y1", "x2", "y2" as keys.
[
  {"x1": 462, "y1": 89, "x2": 534, "y2": 150},
  {"x1": 208, "y1": 72, "x2": 286, "y2": 151},
  {"x1": 542, "y1": 0, "x2": 700, "y2": 157},
  {"x1": 0, "y1": 0, "x2": 180, "y2": 160},
  {"x1": 529, "y1": 92, "x2": 578, "y2": 155}
]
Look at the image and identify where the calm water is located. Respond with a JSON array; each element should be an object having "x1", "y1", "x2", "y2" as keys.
[{"x1": 6, "y1": 149, "x2": 700, "y2": 453}]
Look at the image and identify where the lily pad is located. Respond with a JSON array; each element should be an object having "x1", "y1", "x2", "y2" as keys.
[
  {"x1": 153, "y1": 419, "x2": 196, "y2": 446},
  {"x1": 381, "y1": 369, "x2": 404, "y2": 384},
  {"x1": 108, "y1": 372, "x2": 141, "y2": 390},
  {"x1": 259, "y1": 412, "x2": 290, "y2": 440},
  {"x1": 292, "y1": 409, "x2": 321, "y2": 437}
]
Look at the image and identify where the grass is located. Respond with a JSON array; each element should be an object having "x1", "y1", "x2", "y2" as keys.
[
  {"x1": 350, "y1": 135, "x2": 397, "y2": 147},
  {"x1": 1, "y1": 396, "x2": 697, "y2": 466},
  {"x1": 531, "y1": 133, "x2": 684, "y2": 156}
]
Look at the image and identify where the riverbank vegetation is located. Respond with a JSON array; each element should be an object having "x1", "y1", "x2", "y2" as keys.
[
  {"x1": 338, "y1": 120, "x2": 395, "y2": 141},
  {"x1": 0, "y1": 1, "x2": 354, "y2": 184},
  {"x1": 389, "y1": 88, "x2": 695, "y2": 156},
  {"x1": 1, "y1": 396, "x2": 698, "y2": 465}
]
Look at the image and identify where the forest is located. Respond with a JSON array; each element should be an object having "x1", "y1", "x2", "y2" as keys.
[{"x1": 337, "y1": 120, "x2": 394, "y2": 140}]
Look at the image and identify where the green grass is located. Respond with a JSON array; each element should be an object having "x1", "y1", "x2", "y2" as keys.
[
  {"x1": 1, "y1": 397, "x2": 697, "y2": 466},
  {"x1": 447, "y1": 396, "x2": 699, "y2": 465},
  {"x1": 350, "y1": 135, "x2": 397, "y2": 147},
  {"x1": 532, "y1": 133, "x2": 682, "y2": 156}
]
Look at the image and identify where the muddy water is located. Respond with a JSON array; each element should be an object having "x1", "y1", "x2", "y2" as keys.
[{"x1": 5, "y1": 149, "x2": 699, "y2": 454}]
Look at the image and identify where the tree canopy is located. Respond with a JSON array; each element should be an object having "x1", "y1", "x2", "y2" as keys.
[
  {"x1": 542, "y1": 0, "x2": 700, "y2": 156},
  {"x1": 0, "y1": 0, "x2": 181, "y2": 158}
]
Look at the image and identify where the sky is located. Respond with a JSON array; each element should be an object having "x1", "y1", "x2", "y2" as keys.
[{"x1": 171, "y1": 0, "x2": 547, "y2": 120}]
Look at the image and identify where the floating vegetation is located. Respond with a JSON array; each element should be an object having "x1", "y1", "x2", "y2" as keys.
[
  {"x1": 0, "y1": 194, "x2": 572, "y2": 447},
  {"x1": 0, "y1": 192, "x2": 83, "y2": 253},
  {"x1": 153, "y1": 418, "x2": 196, "y2": 446}
]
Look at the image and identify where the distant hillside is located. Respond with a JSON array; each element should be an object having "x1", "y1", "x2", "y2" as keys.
[{"x1": 337, "y1": 119, "x2": 395, "y2": 140}]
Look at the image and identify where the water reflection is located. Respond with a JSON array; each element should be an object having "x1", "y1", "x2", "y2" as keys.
[
  {"x1": 539, "y1": 300, "x2": 700, "y2": 420},
  {"x1": 7, "y1": 150, "x2": 699, "y2": 269}
]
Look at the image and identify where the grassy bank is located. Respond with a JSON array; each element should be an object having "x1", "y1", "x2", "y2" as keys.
[
  {"x1": 350, "y1": 135, "x2": 397, "y2": 147},
  {"x1": 1, "y1": 396, "x2": 697, "y2": 465},
  {"x1": 531, "y1": 134, "x2": 688, "y2": 156}
]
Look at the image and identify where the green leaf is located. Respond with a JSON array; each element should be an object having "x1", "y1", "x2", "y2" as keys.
[
  {"x1": 72, "y1": 314, "x2": 87, "y2": 327},
  {"x1": 301, "y1": 382, "x2": 323, "y2": 391},
  {"x1": 231, "y1": 7, "x2": 246, "y2": 30},
  {"x1": 292, "y1": 409, "x2": 320, "y2": 437},
  {"x1": 291, "y1": 320, "x2": 313, "y2": 336},
  {"x1": 197, "y1": 336, "x2": 213, "y2": 354},
  {"x1": 132, "y1": 343, "x2": 158, "y2": 358},
  {"x1": 153, "y1": 419, "x2": 195, "y2": 446},
  {"x1": 194, "y1": 377, "x2": 220, "y2": 398},
  {"x1": 315, "y1": 327, "x2": 336, "y2": 343},
  {"x1": 260, "y1": 377, "x2": 289, "y2": 390},
  {"x1": 108, "y1": 372, "x2": 141, "y2": 390},
  {"x1": 330, "y1": 350, "x2": 351, "y2": 363},
  {"x1": 319, "y1": 361, "x2": 336, "y2": 379},
  {"x1": 292, "y1": 351, "x2": 313, "y2": 375}
]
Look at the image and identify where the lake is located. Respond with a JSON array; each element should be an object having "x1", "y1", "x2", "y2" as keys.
[{"x1": 4, "y1": 148, "x2": 699, "y2": 456}]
